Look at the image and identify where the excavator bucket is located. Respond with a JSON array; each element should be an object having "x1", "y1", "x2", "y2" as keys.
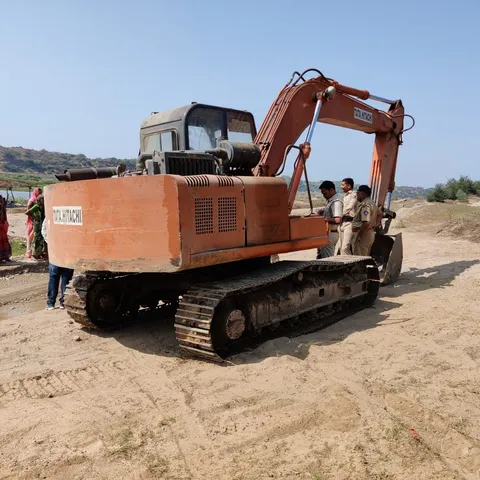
[{"x1": 370, "y1": 232, "x2": 403, "y2": 285}]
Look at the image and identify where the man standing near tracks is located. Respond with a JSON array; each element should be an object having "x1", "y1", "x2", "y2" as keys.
[
  {"x1": 41, "y1": 218, "x2": 74, "y2": 310},
  {"x1": 352, "y1": 185, "x2": 381, "y2": 256},
  {"x1": 338, "y1": 177, "x2": 358, "y2": 255},
  {"x1": 316, "y1": 181, "x2": 343, "y2": 259}
]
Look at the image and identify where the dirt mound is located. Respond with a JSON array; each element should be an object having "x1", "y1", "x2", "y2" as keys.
[{"x1": 391, "y1": 200, "x2": 480, "y2": 243}]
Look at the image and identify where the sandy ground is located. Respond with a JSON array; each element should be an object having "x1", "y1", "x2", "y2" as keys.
[
  {"x1": 1, "y1": 224, "x2": 480, "y2": 479},
  {"x1": 5, "y1": 211, "x2": 27, "y2": 239}
]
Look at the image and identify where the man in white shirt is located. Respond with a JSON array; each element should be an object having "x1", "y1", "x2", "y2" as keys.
[{"x1": 338, "y1": 177, "x2": 359, "y2": 254}]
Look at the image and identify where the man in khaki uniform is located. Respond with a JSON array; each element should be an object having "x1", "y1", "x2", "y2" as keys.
[
  {"x1": 316, "y1": 180, "x2": 343, "y2": 259},
  {"x1": 352, "y1": 185, "x2": 381, "y2": 256},
  {"x1": 338, "y1": 177, "x2": 358, "y2": 255}
]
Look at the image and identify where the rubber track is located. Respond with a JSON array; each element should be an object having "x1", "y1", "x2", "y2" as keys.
[{"x1": 174, "y1": 257, "x2": 376, "y2": 362}]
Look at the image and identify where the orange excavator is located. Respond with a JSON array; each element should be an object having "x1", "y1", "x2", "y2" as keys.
[{"x1": 44, "y1": 68, "x2": 414, "y2": 361}]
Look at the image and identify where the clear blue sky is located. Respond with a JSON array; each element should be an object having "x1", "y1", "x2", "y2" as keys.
[{"x1": 1, "y1": 0, "x2": 479, "y2": 188}]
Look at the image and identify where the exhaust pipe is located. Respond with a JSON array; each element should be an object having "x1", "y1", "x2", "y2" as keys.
[{"x1": 55, "y1": 167, "x2": 118, "y2": 182}]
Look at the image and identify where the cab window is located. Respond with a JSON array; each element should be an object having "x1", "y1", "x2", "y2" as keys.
[
  {"x1": 227, "y1": 111, "x2": 255, "y2": 142},
  {"x1": 187, "y1": 108, "x2": 224, "y2": 150},
  {"x1": 187, "y1": 108, "x2": 256, "y2": 149},
  {"x1": 144, "y1": 131, "x2": 177, "y2": 153}
]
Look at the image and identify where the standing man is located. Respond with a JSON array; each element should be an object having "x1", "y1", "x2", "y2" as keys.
[
  {"x1": 338, "y1": 177, "x2": 358, "y2": 255},
  {"x1": 42, "y1": 218, "x2": 74, "y2": 310},
  {"x1": 352, "y1": 185, "x2": 381, "y2": 256},
  {"x1": 316, "y1": 181, "x2": 343, "y2": 259}
]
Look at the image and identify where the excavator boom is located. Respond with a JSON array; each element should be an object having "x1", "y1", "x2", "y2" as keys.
[
  {"x1": 250, "y1": 69, "x2": 410, "y2": 283},
  {"x1": 253, "y1": 70, "x2": 405, "y2": 211}
]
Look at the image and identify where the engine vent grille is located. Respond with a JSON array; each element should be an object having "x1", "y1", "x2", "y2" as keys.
[
  {"x1": 218, "y1": 197, "x2": 237, "y2": 232},
  {"x1": 186, "y1": 175, "x2": 210, "y2": 187},
  {"x1": 193, "y1": 197, "x2": 238, "y2": 235},
  {"x1": 165, "y1": 153, "x2": 216, "y2": 176},
  {"x1": 217, "y1": 176, "x2": 235, "y2": 187},
  {"x1": 194, "y1": 198, "x2": 214, "y2": 234}
]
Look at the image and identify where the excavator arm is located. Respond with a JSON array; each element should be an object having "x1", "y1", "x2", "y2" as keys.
[
  {"x1": 253, "y1": 70, "x2": 406, "y2": 212},
  {"x1": 253, "y1": 69, "x2": 414, "y2": 285}
]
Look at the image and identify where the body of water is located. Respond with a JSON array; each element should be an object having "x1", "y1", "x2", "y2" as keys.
[{"x1": 1, "y1": 190, "x2": 31, "y2": 202}]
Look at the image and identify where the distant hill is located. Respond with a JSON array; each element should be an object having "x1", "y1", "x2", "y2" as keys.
[
  {"x1": 0, "y1": 145, "x2": 429, "y2": 199},
  {"x1": 0, "y1": 145, "x2": 135, "y2": 175},
  {"x1": 282, "y1": 176, "x2": 431, "y2": 200}
]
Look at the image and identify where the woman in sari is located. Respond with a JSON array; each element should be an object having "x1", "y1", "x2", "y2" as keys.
[
  {"x1": 25, "y1": 187, "x2": 42, "y2": 259},
  {"x1": 25, "y1": 194, "x2": 47, "y2": 259},
  {"x1": 0, "y1": 195, "x2": 12, "y2": 262}
]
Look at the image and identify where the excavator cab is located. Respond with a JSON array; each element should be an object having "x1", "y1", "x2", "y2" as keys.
[
  {"x1": 134, "y1": 104, "x2": 259, "y2": 177},
  {"x1": 139, "y1": 103, "x2": 257, "y2": 156}
]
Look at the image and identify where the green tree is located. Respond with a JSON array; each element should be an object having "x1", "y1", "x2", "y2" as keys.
[
  {"x1": 443, "y1": 178, "x2": 458, "y2": 200},
  {"x1": 427, "y1": 184, "x2": 447, "y2": 202},
  {"x1": 457, "y1": 175, "x2": 476, "y2": 194}
]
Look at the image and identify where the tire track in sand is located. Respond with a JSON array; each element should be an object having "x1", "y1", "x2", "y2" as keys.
[{"x1": 0, "y1": 360, "x2": 130, "y2": 404}]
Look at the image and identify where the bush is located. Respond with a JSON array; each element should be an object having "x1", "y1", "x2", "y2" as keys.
[
  {"x1": 427, "y1": 176, "x2": 480, "y2": 202},
  {"x1": 427, "y1": 184, "x2": 446, "y2": 202},
  {"x1": 456, "y1": 189, "x2": 468, "y2": 202},
  {"x1": 444, "y1": 179, "x2": 458, "y2": 200}
]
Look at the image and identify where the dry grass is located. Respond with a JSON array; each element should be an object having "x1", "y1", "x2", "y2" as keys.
[
  {"x1": 7, "y1": 207, "x2": 25, "y2": 214},
  {"x1": 395, "y1": 202, "x2": 480, "y2": 243},
  {"x1": 293, "y1": 192, "x2": 325, "y2": 210}
]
